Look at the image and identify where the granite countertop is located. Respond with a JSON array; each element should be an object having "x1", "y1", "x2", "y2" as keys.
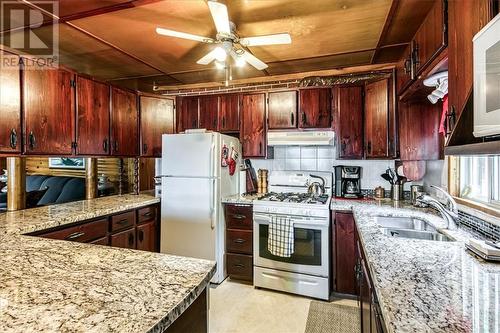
[
  {"x1": 0, "y1": 194, "x2": 216, "y2": 333},
  {"x1": 222, "y1": 193, "x2": 259, "y2": 205},
  {"x1": 332, "y1": 198, "x2": 500, "y2": 333}
]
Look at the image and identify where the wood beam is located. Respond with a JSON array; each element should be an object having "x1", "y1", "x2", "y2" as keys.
[
  {"x1": 7, "y1": 157, "x2": 26, "y2": 211},
  {"x1": 371, "y1": 0, "x2": 401, "y2": 64},
  {"x1": 85, "y1": 158, "x2": 98, "y2": 199}
]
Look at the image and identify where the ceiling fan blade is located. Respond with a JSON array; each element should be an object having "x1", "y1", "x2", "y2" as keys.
[
  {"x1": 239, "y1": 33, "x2": 291, "y2": 47},
  {"x1": 240, "y1": 50, "x2": 268, "y2": 70},
  {"x1": 207, "y1": 1, "x2": 231, "y2": 35},
  {"x1": 196, "y1": 48, "x2": 219, "y2": 65},
  {"x1": 156, "y1": 27, "x2": 214, "y2": 43}
]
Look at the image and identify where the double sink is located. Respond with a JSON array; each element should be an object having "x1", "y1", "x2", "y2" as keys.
[{"x1": 375, "y1": 216, "x2": 455, "y2": 242}]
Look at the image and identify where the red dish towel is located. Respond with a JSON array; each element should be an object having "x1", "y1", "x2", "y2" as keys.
[{"x1": 439, "y1": 95, "x2": 448, "y2": 136}]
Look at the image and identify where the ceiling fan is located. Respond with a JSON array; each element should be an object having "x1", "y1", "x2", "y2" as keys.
[{"x1": 156, "y1": 0, "x2": 291, "y2": 71}]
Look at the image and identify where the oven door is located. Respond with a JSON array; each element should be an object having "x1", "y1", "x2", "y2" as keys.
[{"x1": 253, "y1": 213, "x2": 329, "y2": 277}]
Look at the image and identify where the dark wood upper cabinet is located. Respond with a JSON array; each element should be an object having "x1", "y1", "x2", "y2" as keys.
[
  {"x1": 299, "y1": 88, "x2": 332, "y2": 128},
  {"x1": 412, "y1": 0, "x2": 447, "y2": 75},
  {"x1": 111, "y1": 87, "x2": 138, "y2": 156},
  {"x1": 76, "y1": 76, "x2": 110, "y2": 156},
  {"x1": 140, "y1": 96, "x2": 175, "y2": 157},
  {"x1": 219, "y1": 94, "x2": 239, "y2": 132},
  {"x1": 0, "y1": 52, "x2": 21, "y2": 154},
  {"x1": 334, "y1": 86, "x2": 364, "y2": 159},
  {"x1": 396, "y1": 45, "x2": 413, "y2": 94},
  {"x1": 333, "y1": 212, "x2": 357, "y2": 295},
  {"x1": 24, "y1": 67, "x2": 75, "y2": 155},
  {"x1": 199, "y1": 95, "x2": 219, "y2": 131},
  {"x1": 448, "y1": 0, "x2": 497, "y2": 123},
  {"x1": 399, "y1": 101, "x2": 442, "y2": 161},
  {"x1": 176, "y1": 96, "x2": 199, "y2": 132},
  {"x1": 364, "y1": 79, "x2": 390, "y2": 159},
  {"x1": 240, "y1": 93, "x2": 266, "y2": 158},
  {"x1": 268, "y1": 91, "x2": 297, "y2": 129}
]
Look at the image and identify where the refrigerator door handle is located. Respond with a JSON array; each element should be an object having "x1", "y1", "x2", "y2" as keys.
[
  {"x1": 209, "y1": 178, "x2": 216, "y2": 230},
  {"x1": 209, "y1": 140, "x2": 215, "y2": 178}
]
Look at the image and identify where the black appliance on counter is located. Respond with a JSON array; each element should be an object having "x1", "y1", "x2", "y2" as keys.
[{"x1": 334, "y1": 166, "x2": 362, "y2": 198}]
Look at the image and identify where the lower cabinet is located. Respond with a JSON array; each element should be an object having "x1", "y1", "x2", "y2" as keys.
[
  {"x1": 332, "y1": 211, "x2": 357, "y2": 295},
  {"x1": 224, "y1": 204, "x2": 253, "y2": 282},
  {"x1": 33, "y1": 204, "x2": 159, "y2": 253}
]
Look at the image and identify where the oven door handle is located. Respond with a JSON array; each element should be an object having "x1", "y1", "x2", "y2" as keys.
[{"x1": 253, "y1": 214, "x2": 328, "y2": 229}]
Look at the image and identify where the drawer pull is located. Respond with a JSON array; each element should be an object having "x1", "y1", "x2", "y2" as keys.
[
  {"x1": 142, "y1": 212, "x2": 152, "y2": 217},
  {"x1": 117, "y1": 219, "x2": 129, "y2": 225},
  {"x1": 232, "y1": 214, "x2": 246, "y2": 220},
  {"x1": 234, "y1": 263, "x2": 245, "y2": 268},
  {"x1": 234, "y1": 238, "x2": 246, "y2": 244},
  {"x1": 65, "y1": 232, "x2": 85, "y2": 240},
  {"x1": 128, "y1": 233, "x2": 134, "y2": 246}
]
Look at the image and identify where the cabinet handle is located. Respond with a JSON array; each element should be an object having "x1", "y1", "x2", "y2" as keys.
[
  {"x1": 113, "y1": 140, "x2": 118, "y2": 153},
  {"x1": 142, "y1": 212, "x2": 152, "y2": 217},
  {"x1": 232, "y1": 214, "x2": 246, "y2": 220},
  {"x1": 9, "y1": 128, "x2": 17, "y2": 149},
  {"x1": 103, "y1": 138, "x2": 108, "y2": 153},
  {"x1": 234, "y1": 238, "x2": 246, "y2": 244},
  {"x1": 117, "y1": 219, "x2": 129, "y2": 225},
  {"x1": 290, "y1": 112, "x2": 294, "y2": 126},
  {"x1": 367, "y1": 141, "x2": 372, "y2": 155},
  {"x1": 128, "y1": 233, "x2": 134, "y2": 247},
  {"x1": 403, "y1": 58, "x2": 412, "y2": 74},
  {"x1": 28, "y1": 131, "x2": 36, "y2": 150},
  {"x1": 143, "y1": 143, "x2": 148, "y2": 154},
  {"x1": 65, "y1": 231, "x2": 85, "y2": 240},
  {"x1": 222, "y1": 117, "x2": 226, "y2": 129},
  {"x1": 138, "y1": 230, "x2": 144, "y2": 242},
  {"x1": 259, "y1": 142, "x2": 263, "y2": 155},
  {"x1": 234, "y1": 263, "x2": 245, "y2": 268},
  {"x1": 302, "y1": 112, "x2": 306, "y2": 125}
]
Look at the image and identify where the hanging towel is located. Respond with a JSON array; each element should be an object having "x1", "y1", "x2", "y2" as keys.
[{"x1": 268, "y1": 215, "x2": 295, "y2": 257}]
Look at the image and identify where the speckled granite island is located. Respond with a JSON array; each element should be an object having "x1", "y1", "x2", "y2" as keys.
[
  {"x1": 0, "y1": 194, "x2": 216, "y2": 333},
  {"x1": 331, "y1": 199, "x2": 500, "y2": 333}
]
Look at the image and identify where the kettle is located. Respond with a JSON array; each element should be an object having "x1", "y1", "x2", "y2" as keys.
[{"x1": 307, "y1": 174, "x2": 326, "y2": 196}]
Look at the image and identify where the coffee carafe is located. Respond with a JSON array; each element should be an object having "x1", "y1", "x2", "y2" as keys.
[{"x1": 334, "y1": 166, "x2": 362, "y2": 198}]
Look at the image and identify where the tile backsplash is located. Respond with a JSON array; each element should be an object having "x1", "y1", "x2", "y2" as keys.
[{"x1": 249, "y1": 146, "x2": 405, "y2": 190}]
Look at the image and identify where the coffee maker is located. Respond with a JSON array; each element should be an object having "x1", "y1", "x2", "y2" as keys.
[{"x1": 334, "y1": 166, "x2": 362, "y2": 198}]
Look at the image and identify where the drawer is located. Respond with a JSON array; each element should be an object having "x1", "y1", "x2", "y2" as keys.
[
  {"x1": 90, "y1": 236, "x2": 109, "y2": 246},
  {"x1": 138, "y1": 205, "x2": 157, "y2": 224},
  {"x1": 226, "y1": 253, "x2": 253, "y2": 281},
  {"x1": 111, "y1": 211, "x2": 136, "y2": 233},
  {"x1": 226, "y1": 229, "x2": 253, "y2": 254},
  {"x1": 41, "y1": 218, "x2": 108, "y2": 243},
  {"x1": 225, "y1": 205, "x2": 253, "y2": 230}
]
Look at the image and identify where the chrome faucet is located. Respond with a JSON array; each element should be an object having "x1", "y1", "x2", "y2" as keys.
[{"x1": 417, "y1": 185, "x2": 459, "y2": 230}]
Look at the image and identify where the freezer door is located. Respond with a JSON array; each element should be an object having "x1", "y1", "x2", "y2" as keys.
[
  {"x1": 160, "y1": 177, "x2": 218, "y2": 262},
  {"x1": 162, "y1": 133, "x2": 216, "y2": 177}
]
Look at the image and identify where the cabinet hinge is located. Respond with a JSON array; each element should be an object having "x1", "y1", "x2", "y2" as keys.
[
  {"x1": 70, "y1": 79, "x2": 76, "y2": 88},
  {"x1": 266, "y1": 97, "x2": 269, "y2": 104},
  {"x1": 71, "y1": 142, "x2": 78, "y2": 149}
]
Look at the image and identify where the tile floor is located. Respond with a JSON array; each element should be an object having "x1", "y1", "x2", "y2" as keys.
[{"x1": 209, "y1": 279, "x2": 358, "y2": 333}]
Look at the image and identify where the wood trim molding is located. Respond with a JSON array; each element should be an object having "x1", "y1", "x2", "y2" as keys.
[{"x1": 454, "y1": 197, "x2": 500, "y2": 219}]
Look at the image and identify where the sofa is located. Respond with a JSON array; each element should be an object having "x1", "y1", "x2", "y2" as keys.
[{"x1": 0, "y1": 175, "x2": 85, "y2": 210}]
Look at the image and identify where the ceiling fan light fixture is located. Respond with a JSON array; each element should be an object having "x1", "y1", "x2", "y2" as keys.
[{"x1": 213, "y1": 47, "x2": 227, "y2": 62}]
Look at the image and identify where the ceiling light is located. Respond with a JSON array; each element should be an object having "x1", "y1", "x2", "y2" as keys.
[
  {"x1": 215, "y1": 60, "x2": 225, "y2": 70},
  {"x1": 427, "y1": 92, "x2": 440, "y2": 104},
  {"x1": 213, "y1": 47, "x2": 227, "y2": 62}
]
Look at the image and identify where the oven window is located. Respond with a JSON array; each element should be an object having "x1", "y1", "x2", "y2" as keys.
[{"x1": 259, "y1": 225, "x2": 322, "y2": 265}]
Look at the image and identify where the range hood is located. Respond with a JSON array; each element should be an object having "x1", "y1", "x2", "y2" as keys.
[{"x1": 267, "y1": 131, "x2": 335, "y2": 146}]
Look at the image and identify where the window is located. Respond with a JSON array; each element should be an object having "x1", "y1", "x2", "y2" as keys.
[{"x1": 459, "y1": 155, "x2": 500, "y2": 207}]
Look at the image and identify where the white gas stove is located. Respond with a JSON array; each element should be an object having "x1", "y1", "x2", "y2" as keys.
[{"x1": 252, "y1": 171, "x2": 332, "y2": 300}]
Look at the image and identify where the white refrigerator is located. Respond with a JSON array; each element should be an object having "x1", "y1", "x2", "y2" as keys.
[{"x1": 160, "y1": 132, "x2": 241, "y2": 283}]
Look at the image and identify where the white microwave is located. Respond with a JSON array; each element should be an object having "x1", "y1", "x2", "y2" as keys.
[{"x1": 473, "y1": 13, "x2": 500, "y2": 137}]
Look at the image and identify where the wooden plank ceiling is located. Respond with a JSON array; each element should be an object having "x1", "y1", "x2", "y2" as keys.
[{"x1": 0, "y1": 0, "x2": 435, "y2": 92}]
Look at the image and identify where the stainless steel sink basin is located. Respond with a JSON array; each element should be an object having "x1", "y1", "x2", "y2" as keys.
[
  {"x1": 374, "y1": 216, "x2": 437, "y2": 232},
  {"x1": 380, "y1": 227, "x2": 455, "y2": 242},
  {"x1": 375, "y1": 216, "x2": 455, "y2": 242}
]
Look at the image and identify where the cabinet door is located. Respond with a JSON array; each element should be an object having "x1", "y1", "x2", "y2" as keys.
[
  {"x1": 24, "y1": 67, "x2": 75, "y2": 155},
  {"x1": 199, "y1": 95, "x2": 219, "y2": 131},
  {"x1": 240, "y1": 93, "x2": 266, "y2": 157},
  {"x1": 110, "y1": 228, "x2": 136, "y2": 249},
  {"x1": 140, "y1": 96, "x2": 175, "y2": 157},
  {"x1": 334, "y1": 86, "x2": 363, "y2": 159},
  {"x1": 76, "y1": 77, "x2": 110, "y2": 155},
  {"x1": 219, "y1": 94, "x2": 239, "y2": 132},
  {"x1": 137, "y1": 221, "x2": 156, "y2": 252},
  {"x1": 360, "y1": 258, "x2": 372, "y2": 333},
  {"x1": 111, "y1": 87, "x2": 138, "y2": 156},
  {"x1": 334, "y1": 212, "x2": 357, "y2": 295},
  {"x1": 395, "y1": 45, "x2": 413, "y2": 94},
  {"x1": 364, "y1": 79, "x2": 389, "y2": 158},
  {"x1": 448, "y1": 0, "x2": 495, "y2": 122},
  {"x1": 413, "y1": 0, "x2": 447, "y2": 75},
  {"x1": 268, "y1": 91, "x2": 297, "y2": 129},
  {"x1": 399, "y1": 101, "x2": 441, "y2": 161},
  {"x1": 299, "y1": 88, "x2": 331, "y2": 128},
  {"x1": 176, "y1": 96, "x2": 199, "y2": 132},
  {"x1": 0, "y1": 52, "x2": 21, "y2": 154}
]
